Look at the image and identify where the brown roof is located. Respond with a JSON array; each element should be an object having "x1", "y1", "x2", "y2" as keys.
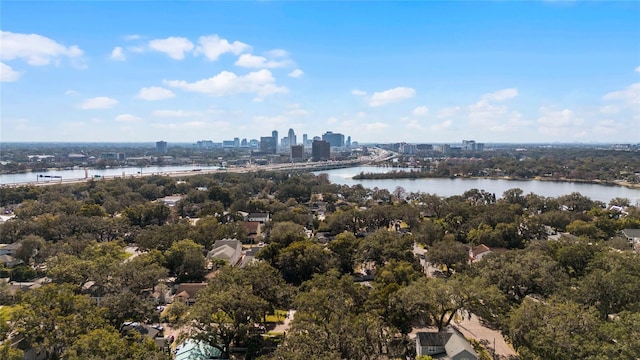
[
  {"x1": 175, "y1": 283, "x2": 207, "y2": 299},
  {"x1": 471, "y1": 244, "x2": 491, "y2": 256},
  {"x1": 243, "y1": 221, "x2": 260, "y2": 234}
]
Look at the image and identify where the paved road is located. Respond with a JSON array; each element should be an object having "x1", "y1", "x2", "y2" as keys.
[{"x1": 454, "y1": 315, "x2": 517, "y2": 359}]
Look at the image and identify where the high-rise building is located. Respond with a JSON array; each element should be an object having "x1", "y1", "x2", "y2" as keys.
[
  {"x1": 291, "y1": 144, "x2": 304, "y2": 160},
  {"x1": 312, "y1": 140, "x2": 330, "y2": 161},
  {"x1": 156, "y1": 141, "x2": 168, "y2": 154},
  {"x1": 260, "y1": 136, "x2": 277, "y2": 154},
  {"x1": 322, "y1": 131, "x2": 345, "y2": 148},
  {"x1": 302, "y1": 134, "x2": 308, "y2": 146},
  {"x1": 346, "y1": 136, "x2": 351, "y2": 148},
  {"x1": 272, "y1": 130, "x2": 279, "y2": 148},
  {"x1": 288, "y1": 128, "x2": 297, "y2": 146}
]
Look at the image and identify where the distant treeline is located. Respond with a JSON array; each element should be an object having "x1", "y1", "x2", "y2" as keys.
[{"x1": 353, "y1": 169, "x2": 436, "y2": 180}]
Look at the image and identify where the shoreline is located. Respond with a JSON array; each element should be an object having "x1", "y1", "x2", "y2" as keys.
[{"x1": 352, "y1": 170, "x2": 640, "y2": 190}]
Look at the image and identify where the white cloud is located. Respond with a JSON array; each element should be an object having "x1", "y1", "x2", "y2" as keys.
[
  {"x1": 537, "y1": 107, "x2": 585, "y2": 137},
  {"x1": 0, "y1": 31, "x2": 83, "y2": 66},
  {"x1": 431, "y1": 119, "x2": 453, "y2": 131},
  {"x1": 0, "y1": 62, "x2": 20, "y2": 82},
  {"x1": 164, "y1": 69, "x2": 287, "y2": 99},
  {"x1": 110, "y1": 47, "x2": 125, "y2": 61},
  {"x1": 285, "y1": 109, "x2": 309, "y2": 116},
  {"x1": 77, "y1": 96, "x2": 119, "y2": 109},
  {"x1": 124, "y1": 34, "x2": 142, "y2": 41},
  {"x1": 195, "y1": 35, "x2": 251, "y2": 61},
  {"x1": 288, "y1": 69, "x2": 304, "y2": 78},
  {"x1": 437, "y1": 106, "x2": 461, "y2": 118},
  {"x1": 412, "y1": 106, "x2": 429, "y2": 117},
  {"x1": 148, "y1": 37, "x2": 194, "y2": 60},
  {"x1": 152, "y1": 110, "x2": 201, "y2": 117},
  {"x1": 603, "y1": 83, "x2": 640, "y2": 106},
  {"x1": 481, "y1": 88, "x2": 518, "y2": 101},
  {"x1": 599, "y1": 105, "x2": 619, "y2": 114},
  {"x1": 351, "y1": 89, "x2": 367, "y2": 97},
  {"x1": 64, "y1": 89, "x2": 79, "y2": 96},
  {"x1": 406, "y1": 120, "x2": 423, "y2": 130},
  {"x1": 327, "y1": 116, "x2": 339, "y2": 124},
  {"x1": 636, "y1": 66, "x2": 640, "y2": 73},
  {"x1": 368, "y1": 87, "x2": 416, "y2": 107},
  {"x1": 234, "y1": 54, "x2": 292, "y2": 68},
  {"x1": 151, "y1": 121, "x2": 210, "y2": 129},
  {"x1": 365, "y1": 122, "x2": 389, "y2": 131},
  {"x1": 115, "y1": 114, "x2": 142, "y2": 122},
  {"x1": 136, "y1": 86, "x2": 175, "y2": 101},
  {"x1": 267, "y1": 49, "x2": 289, "y2": 58}
]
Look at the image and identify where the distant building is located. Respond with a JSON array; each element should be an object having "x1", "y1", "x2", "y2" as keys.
[
  {"x1": 291, "y1": 144, "x2": 304, "y2": 160},
  {"x1": 322, "y1": 131, "x2": 345, "y2": 148},
  {"x1": 288, "y1": 128, "x2": 297, "y2": 146},
  {"x1": 302, "y1": 134, "x2": 308, "y2": 147},
  {"x1": 101, "y1": 152, "x2": 126, "y2": 161},
  {"x1": 312, "y1": 140, "x2": 331, "y2": 161},
  {"x1": 346, "y1": 136, "x2": 351, "y2": 148},
  {"x1": 260, "y1": 136, "x2": 277, "y2": 154},
  {"x1": 272, "y1": 130, "x2": 279, "y2": 148},
  {"x1": 156, "y1": 141, "x2": 168, "y2": 154}
]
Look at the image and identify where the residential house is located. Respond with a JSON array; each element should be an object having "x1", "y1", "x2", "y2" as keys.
[
  {"x1": 207, "y1": 239, "x2": 244, "y2": 266},
  {"x1": 158, "y1": 195, "x2": 184, "y2": 207},
  {"x1": 621, "y1": 229, "x2": 640, "y2": 251},
  {"x1": 121, "y1": 322, "x2": 167, "y2": 349},
  {"x1": 175, "y1": 339, "x2": 227, "y2": 360},
  {"x1": 0, "y1": 255, "x2": 23, "y2": 267},
  {"x1": 243, "y1": 221, "x2": 261, "y2": 243},
  {"x1": 415, "y1": 328, "x2": 478, "y2": 360},
  {"x1": 469, "y1": 244, "x2": 492, "y2": 262},
  {"x1": 0, "y1": 242, "x2": 22, "y2": 256},
  {"x1": 239, "y1": 247, "x2": 262, "y2": 268},
  {"x1": 247, "y1": 212, "x2": 270, "y2": 223},
  {"x1": 173, "y1": 283, "x2": 207, "y2": 305}
]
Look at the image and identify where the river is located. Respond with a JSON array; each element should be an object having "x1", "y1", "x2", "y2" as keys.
[
  {"x1": 2, "y1": 164, "x2": 639, "y2": 205},
  {"x1": 315, "y1": 166, "x2": 640, "y2": 205},
  {"x1": 0, "y1": 165, "x2": 220, "y2": 185}
]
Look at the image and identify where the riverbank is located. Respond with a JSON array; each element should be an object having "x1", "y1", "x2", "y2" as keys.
[{"x1": 352, "y1": 170, "x2": 640, "y2": 190}]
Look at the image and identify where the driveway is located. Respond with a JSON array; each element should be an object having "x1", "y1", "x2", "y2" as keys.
[{"x1": 453, "y1": 315, "x2": 517, "y2": 359}]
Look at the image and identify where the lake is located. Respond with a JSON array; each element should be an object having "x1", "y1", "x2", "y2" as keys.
[{"x1": 315, "y1": 166, "x2": 640, "y2": 205}]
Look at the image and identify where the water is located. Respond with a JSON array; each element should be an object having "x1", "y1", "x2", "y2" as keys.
[
  {"x1": 2, "y1": 164, "x2": 639, "y2": 205},
  {"x1": 0, "y1": 165, "x2": 219, "y2": 185},
  {"x1": 315, "y1": 166, "x2": 640, "y2": 205}
]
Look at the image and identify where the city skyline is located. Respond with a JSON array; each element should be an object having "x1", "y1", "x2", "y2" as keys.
[{"x1": 1, "y1": 2, "x2": 639, "y2": 144}]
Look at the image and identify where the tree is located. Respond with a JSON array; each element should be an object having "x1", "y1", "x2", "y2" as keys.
[
  {"x1": 11, "y1": 284, "x2": 108, "y2": 358},
  {"x1": 426, "y1": 239, "x2": 469, "y2": 276},
  {"x1": 277, "y1": 240, "x2": 337, "y2": 285},
  {"x1": 508, "y1": 298, "x2": 603, "y2": 360},
  {"x1": 188, "y1": 283, "x2": 268, "y2": 357},
  {"x1": 356, "y1": 229, "x2": 415, "y2": 269},
  {"x1": 64, "y1": 327, "x2": 168, "y2": 360},
  {"x1": 328, "y1": 231, "x2": 360, "y2": 274},
  {"x1": 165, "y1": 239, "x2": 206, "y2": 282}
]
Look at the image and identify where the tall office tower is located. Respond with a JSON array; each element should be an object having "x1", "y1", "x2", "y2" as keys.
[
  {"x1": 260, "y1": 136, "x2": 277, "y2": 154},
  {"x1": 290, "y1": 144, "x2": 304, "y2": 159},
  {"x1": 322, "y1": 131, "x2": 345, "y2": 148},
  {"x1": 303, "y1": 134, "x2": 308, "y2": 146},
  {"x1": 312, "y1": 140, "x2": 331, "y2": 161},
  {"x1": 288, "y1": 128, "x2": 296, "y2": 146},
  {"x1": 272, "y1": 130, "x2": 279, "y2": 147},
  {"x1": 241, "y1": 138, "x2": 248, "y2": 147},
  {"x1": 346, "y1": 136, "x2": 351, "y2": 148},
  {"x1": 234, "y1": 137, "x2": 240, "y2": 148},
  {"x1": 156, "y1": 141, "x2": 168, "y2": 154}
]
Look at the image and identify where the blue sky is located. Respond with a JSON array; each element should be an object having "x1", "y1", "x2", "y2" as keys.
[{"x1": 1, "y1": 1, "x2": 639, "y2": 144}]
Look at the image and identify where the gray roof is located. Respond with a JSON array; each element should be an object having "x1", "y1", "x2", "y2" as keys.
[
  {"x1": 416, "y1": 328, "x2": 478, "y2": 360},
  {"x1": 622, "y1": 229, "x2": 640, "y2": 239}
]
